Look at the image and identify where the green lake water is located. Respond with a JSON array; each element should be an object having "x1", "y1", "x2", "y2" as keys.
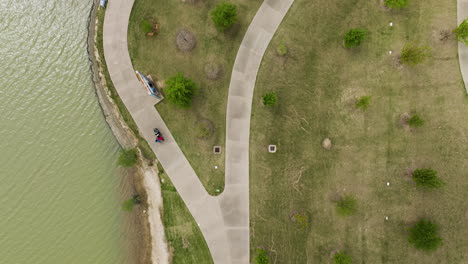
[{"x1": 0, "y1": 0, "x2": 132, "y2": 263}]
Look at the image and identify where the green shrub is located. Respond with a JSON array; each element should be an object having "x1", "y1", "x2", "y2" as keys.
[
  {"x1": 334, "y1": 251, "x2": 352, "y2": 264},
  {"x1": 276, "y1": 43, "x2": 288, "y2": 56},
  {"x1": 140, "y1": 19, "x2": 153, "y2": 34},
  {"x1": 291, "y1": 212, "x2": 310, "y2": 229},
  {"x1": 407, "y1": 114, "x2": 424, "y2": 127},
  {"x1": 355, "y1": 96, "x2": 371, "y2": 110},
  {"x1": 118, "y1": 148, "x2": 138, "y2": 167},
  {"x1": 262, "y1": 92, "x2": 278, "y2": 106},
  {"x1": 336, "y1": 195, "x2": 357, "y2": 216},
  {"x1": 255, "y1": 249, "x2": 270, "y2": 264},
  {"x1": 164, "y1": 73, "x2": 198, "y2": 108},
  {"x1": 408, "y1": 219, "x2": 443, "y2": 251},
  {"x1": 400, "y1": 44, "x2": 431, "y2": 65},
  {"x1": 384, "y1": 0, "x2": 409, "y2": 8},
  {"x1": 211, "y1": 2, "x2": 238, "y2": 32},
  {"x1": 344, "y1": 28, "x2": 367, "y2": 48},
  {"x1": 122, "y1": 195, "x2": 141, "y2": 212},
  {"x1": 454, "y1": 19, "x2": 468, "y2": 45},
  {"x1": 412, "y1": 169, "x2": 444, "y2": 189}
]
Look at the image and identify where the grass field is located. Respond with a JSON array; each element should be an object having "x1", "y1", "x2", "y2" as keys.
[
  {"x1": 250, "y1": 0, "x2": 468, "y2": 263},
  {"x1": 128, "y1": 0, "x2": 262, "y2": 195},
  {"x1": 158, "y1": 165, "x2": 213, "y2": 264}
]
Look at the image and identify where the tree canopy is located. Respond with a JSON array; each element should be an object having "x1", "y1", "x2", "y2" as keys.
[
  {"x1": 454, "y1": 19, "x2": 468, "y2": 45},
  {"x1": 408, "y1": 219, "x2": 443, "y2": 251},
  {"x1": 211, "y1": 2, "x2": 238, "y2": 32},
  {"x1": 164, "y1": 73, "x2": 198, "y2": 108}
]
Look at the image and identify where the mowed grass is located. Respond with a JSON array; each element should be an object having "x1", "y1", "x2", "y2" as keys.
[
  {"x1": 128, "y1": 0, "x2": 262, "y2": 195},
  {"x1": 250, "y1": 0, "x2": 468, "y2": 263},
  {"x1": 159, "y1": 166, "x2": 213, "y2": 264}
]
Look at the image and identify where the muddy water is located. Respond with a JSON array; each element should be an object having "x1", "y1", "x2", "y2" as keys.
[{"x1": 0, "y1": 0, "x2": 132, "y2": 263}]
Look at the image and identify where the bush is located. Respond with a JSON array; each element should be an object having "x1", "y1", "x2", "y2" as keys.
[
  {"x1": 336, "y1": 195, "x2": 357, "y2": 216},
  {"x1": 344, "y1": 28, "x2": 367, "y2": 48},
  {"x1": 140, "y1": 19, "x2": 153, "y2": 34},
  {"x1": 211, "y1": 2, "x2": 238, "y2": 32},
  {"x1": 276, "y1": 43, "x2": 288, "y2": 56},
  {"x1": 408, "y1": 219, "x2": 443, "y2": 251},
  {"x1": 384, "y1": 0, "x2": 409, "y2": 8},
  {"x1": 118, "y1": 148, "x2": 138, "y2": 167},
  {"x1": 334, "y1": 251, "x2": 352, "y2": 264},
  {"x1": 407, "y1": 114, "x2": 424, "y2": 127},
  {"x1": 122, "y1": 195, "x2": 141, "y2": 212},
  {"x1": 262, "y1": 92, "x2": 278, "y2": 106},
  {"x1": 355, "y1": 96, "x2": 371, "y2": 110},
  {"x1": 255, "y1": 249, "x2": 270, "y2": 264},
  {"x1": 412, "y1": 169, "x2": 444, "y2": 189},
  {"x1": 400, "y1": 44, "x2": 431, "y2": 65},
  {"x1": 164, "y1": 73, "x2": 198, "y2": 108},
  {"x1": 454, "y1": 19, "x2": 468, "y2": 45}
]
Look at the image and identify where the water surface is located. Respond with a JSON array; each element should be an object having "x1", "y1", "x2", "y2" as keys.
[{"x1": 0, "y1": 0, "x2": 130, "y2": 263}]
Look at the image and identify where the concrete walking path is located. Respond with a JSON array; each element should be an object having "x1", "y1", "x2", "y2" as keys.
[
  {"x1": 458, "y1": 0, "x2": 468, "y2": 93},
  {"x1": 103, "y1": 0, "x2": 294, "y2": 262}
]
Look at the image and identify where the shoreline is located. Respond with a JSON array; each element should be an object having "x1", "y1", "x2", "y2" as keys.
[{"x1": 86, "y1": 1, "x2": 169, "y2": 263}]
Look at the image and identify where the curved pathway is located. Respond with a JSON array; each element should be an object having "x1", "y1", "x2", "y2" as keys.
[
  {"x1": 103, "y1": 0, "x2": 294, "y2": 263},
  {"x1": 458, "y1": 0, "x2": 468, "y2": 93}
]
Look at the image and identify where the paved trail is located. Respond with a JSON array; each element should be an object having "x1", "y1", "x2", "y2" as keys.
[
  {"x1": 103, "y1": 0, "x2": 294, "y2": 262},
  {"x1": 458, "y1": 0, "x2": 468, "y2": 93}
]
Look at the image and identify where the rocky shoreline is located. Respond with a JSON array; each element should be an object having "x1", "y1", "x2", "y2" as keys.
[{"x1": 86, "y1": 1, "x2": 169, "y2": 263}]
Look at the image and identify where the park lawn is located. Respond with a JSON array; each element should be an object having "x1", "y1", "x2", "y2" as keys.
[
  {"x1": 128, "y1": 0, "x2": 262, "y2": 195},
  {"x1": 158, "y1": 166, "x2": 213, "y2": 264},
  {"x1": 250, "y1": 0, "x2": 468, "y2": 263}
]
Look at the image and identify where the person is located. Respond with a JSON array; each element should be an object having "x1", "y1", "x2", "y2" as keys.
[{"x1": 157, "y1": 135, "x2": 164, "y2": 142}]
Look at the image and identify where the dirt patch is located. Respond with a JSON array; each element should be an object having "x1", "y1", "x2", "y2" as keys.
[
  {"x1": 204, "y1": 62, "x2": 223, "y2": 80},
  {"x1": 196, "y1": 119, "x2": 214, "y2": 139},
  {"x1": 378, "y1": 0, "x2": 390, "y2": 11},
  {"x1": 176, "y1": 29, "x2": 197, "y2": 52},
  {"x1": 399, "y1": 112, "x2": 414, "y2": 132}
]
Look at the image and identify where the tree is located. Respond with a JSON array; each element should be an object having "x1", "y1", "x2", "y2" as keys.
[
  {"x1": 334, "y1": 251, "x2": 352, "y2": 264},
  {"x1": 384, "y1": 0, "x2": 409, "y2": 8},
  {"x1": 355, "y1": 96, "x2": 371, "y2": 110},
  {"x1": 412, "y1": 168, "x2": 444, "y2": 189},
  {"x1": 255, "y1": 249, "x2": 270, "y2": 264},
  {"x1": 344, "y1": 28, "x2": 367, "y2": 48},
  {"x1": 400, "y1": 43, "x2": 431, "y2": 65},
  {"x1": 408, "y1": 219, "x2": 443, "y2": 251},
  {"x1": 118, "y1": 148, "x2": 138, "y2": 167},
  {"x1": 122, "y1": 195, "x2": 142, "y2": 212},
  {"x1": 276, "y1": 43, "x2": 288, "y2": 56},
  {"x1": 262, "y1": 92, "x2": 278, "y2": 106},
  {"x1": 407, "y1": 114, "x2": 424, "y2": 127},
  {"x1": 211, "y1": 2, "x2": 238, "y2": 32},
  {"x1": 336, "y1": 195, "x2": 357, "y2": 216},
  {"x1": 454, "y1": 19, "x2": 468, "y2": 45},
  {"x1": 164, "y1": 73, "x2": 198, "y2": 108},
  {"x1": 140, "y1": 19, "x2": 153, "y2": 34}
]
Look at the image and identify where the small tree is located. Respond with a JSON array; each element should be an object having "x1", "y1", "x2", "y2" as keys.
[
  {"x1": 262, "y1": 92, "x2": 278, "y2": 106},
  {"x1": 276, "y1": 43, "x2": 288, "y2": 56},
  {"x1": 140, "y1": 19, "x2": 153, "y2": 34},
  {"x1": 408, "y1": 219, "x2": 443, "y2": 251},
  {"x1": 255, "y1": 249, "x2": 270, "y2": 264},
  {"x1": 118, "y1": 148, "x2": 138, "y2": 167},
  {"x1": 334, "y1": 251, "x2": 352, "y2": 264},
  {"x1": 344, "y1": 28, "x2": 368, "y2": 48},
  {"x1": 211, "y1": 2, "x2": 238, "y2": 32},
  {"x1": 164, "y1": 73, "x2": 198, "y2": 108},
  {"x1": 407, "y1": 114, "x2": 424, "y2": 127},
  {"x1": 400, "y1": 44, "x2": 431, "y2": 65},
  {"x1": 384, "y1": 0, "x2": 409, "y2": 8},
  {"x1": 122, "y1": 195, "x2": 142, "y2": 212},
  {"x1": 412, "y1": 169, "x2": 444, "y2": 189},
  {"x1": 355, "y1": 96, "x2": 371, "y2": 110},
  {"x1": 454, "y1": 19, "x2": 468, "y2": 45},
  {"x1": 336, "y1": 195, "x2": 357, "y2": 216}
]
